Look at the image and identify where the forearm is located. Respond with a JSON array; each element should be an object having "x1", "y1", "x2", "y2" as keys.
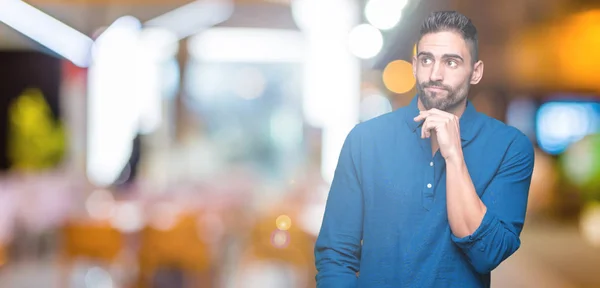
[
  {"x1": 315, "y1": 208, "x2": 361, "y2": 287},
  {"x1": 445, "y1": 154, "x2": 487, "y2": 238},
  {"x1": 447, "y1": 134, "x2": 534, "y2": 274}
]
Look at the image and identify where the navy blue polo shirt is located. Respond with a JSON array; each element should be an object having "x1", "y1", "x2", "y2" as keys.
[{"x1": 315, "y1": 95, "x2": 535, "y2": 287}]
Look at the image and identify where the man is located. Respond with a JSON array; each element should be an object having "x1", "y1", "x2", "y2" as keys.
[{"x1": 314, "y1": 11, "x2": 535, "y2": 287}]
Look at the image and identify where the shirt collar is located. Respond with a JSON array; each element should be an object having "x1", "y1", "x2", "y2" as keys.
[{"x1": 404, "y1": 94, "x2": 478, "y2": 142}]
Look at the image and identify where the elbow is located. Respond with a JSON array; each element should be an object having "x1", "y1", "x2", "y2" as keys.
[
  {"x1": 472, "y1": 252, "x2": 510, "y2": 274},
  {"x1": 472, "y1": 236, "x2": 521, "y2": 274},
  {"x1": 315, "y1": 255, "x2": 360, "y2": 287},
  {"x1": 452, "y1": 211, "x2": 525, "y2": 275},
  {"x1": 314, "y1": 247, "x2": 360, "y2": 275},
  {"x1": 314, "y1": 240, "x2": 361, "y2": 283},
  {"x1": 471, "y1": 259, "x2": 498, "y2": 274}
]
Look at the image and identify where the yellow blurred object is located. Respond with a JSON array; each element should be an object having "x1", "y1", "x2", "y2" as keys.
[
  {"x1": 0, "y1": 244, "x2": 6, "y2": 267},
  {"x1": 528, "y1": 148, "x2": 558, "y2": 215},
  {"x1": 240, "y1": 211, "x2": 316, "y2": 287},
  {"x1": 506, "y1": 27, "x2": 553, "y2": 90},
  {"x1": 61, "y1": 221, "x2": 123, "y2": 261},
  {"x1": 60, "y1": 221, "x2": 124, "y2": 288},
  {"x1": 508, "y1": 9, "x2": 600, "y2": 91},
  {"x1": 580, "y1": 201, "x2": 600, "y2": 248},
  {"x1": 556, "y1": 10, "x2": 600, "y2": 91},
  {"x1": 253, "y1": 213, "x2": 314, "y2": 264},
  {"x1": 7, "y1": 88, "x2": 66, "y2": 171},
  {"x1": 137, "y1": 213, "x2": 212, "y2": 287},
  {"x1": 382, "y1": 60, "x2": 416, "y2": 94}
]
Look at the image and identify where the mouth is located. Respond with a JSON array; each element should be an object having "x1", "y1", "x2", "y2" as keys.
[{"x1": 425, "y1": 86, "x2": 447, "y2": 92}]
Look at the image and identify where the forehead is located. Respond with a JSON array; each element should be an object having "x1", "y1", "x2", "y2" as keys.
[{"x1": 418, "y1": 31, "x2": 470, "y2": 60}]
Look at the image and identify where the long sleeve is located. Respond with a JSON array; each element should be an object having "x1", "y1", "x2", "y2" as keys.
[
  {"x1": 314, "y1": 126, "x2": 364, "y2": 287},
  {"x1": 451, "y1": 133, "x2": 535, "y2": 274}
]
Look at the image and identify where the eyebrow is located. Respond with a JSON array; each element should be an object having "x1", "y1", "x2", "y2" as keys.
[{"x1": 417, "y1": 52, "x2": 464, "y2": 62}]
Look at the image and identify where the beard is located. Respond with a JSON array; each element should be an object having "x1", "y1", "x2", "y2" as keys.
[{"x1": 416, "y1": 79, "x2": 469, "y2": 112}]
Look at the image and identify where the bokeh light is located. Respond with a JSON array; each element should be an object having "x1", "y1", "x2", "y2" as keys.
[
  {"x1": 271, "y1": 229, "x2": 290, "y2": 249},
  {"x1": 148, "y1": 202, "x2": 180, "y2": 231},
  {"x1": 561, "y1": 134, "x2": 600, "y2": 200},
  {"x1": 536, "y1": 102, "x2": 599, "y2": 155},
  {"x1": 347, "y1": 24, "x2": 383, "y2": 59},
  {"x1": 276, "y1": 214, "x2": 292, "y2": 231},
  {"x1": 85, "y1": 189, "x2": 116, "y2": 220},
  {"x1": 84, "y1": 266, "x2": 114, "y2": 288},
  {"x1": 109, "y1": 202, "x2": 144, "y2": 233},
  {"x1": 382, "y1": 60, "x2": 415, "y2": 94},
  {"x1": 580, "y1": 202, "x2": 600, "y2": 248},
  {"x1": 364, "y1": 0, "x2": 407, "y2": 30}
]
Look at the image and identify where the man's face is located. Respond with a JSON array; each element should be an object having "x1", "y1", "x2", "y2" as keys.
[{"x1": 412, "y1": 31, "x2": 483, "y2": 111}]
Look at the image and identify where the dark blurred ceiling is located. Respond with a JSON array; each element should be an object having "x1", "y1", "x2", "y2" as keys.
[{"x1": 3, "y1": 0, "x2": 599, "y2": 92}]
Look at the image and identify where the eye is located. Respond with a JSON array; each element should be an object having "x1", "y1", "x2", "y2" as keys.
[
  {"x1": 421, "y1": 58, "x2": 432, "y2": 65},
  {"x1": 447, "y1": 60, "x2": 458, "y2": 68}
]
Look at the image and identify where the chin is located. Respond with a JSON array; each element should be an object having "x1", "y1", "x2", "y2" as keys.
[
  {"x1": 430, "y1": 103, "x2": 450, "y2": 111},
  {"x1": 420, "y1": 94, "x2": 446, "y2": 109}
]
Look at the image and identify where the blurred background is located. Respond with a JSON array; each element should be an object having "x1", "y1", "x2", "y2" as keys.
[{"x1": 0, "y1": 0, "x2": 599, "y2": 287}]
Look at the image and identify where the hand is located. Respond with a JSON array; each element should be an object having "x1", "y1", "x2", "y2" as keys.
[{"x1": 413, "y1": 109, "x2": 463, "y2": 161}]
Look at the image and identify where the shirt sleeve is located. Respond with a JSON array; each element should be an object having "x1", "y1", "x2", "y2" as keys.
[
  {"x1": 314, "y1": 125, "x2": 364, "y2": 287},
  {"x1": 451, "y1": 132, "x2": 535, "y2": 274}
]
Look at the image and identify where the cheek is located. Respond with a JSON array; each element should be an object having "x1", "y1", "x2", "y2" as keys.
[
  {"x1": 448, "y1": 73, "x2": 472, "y2": 89},
  {"x1": 415, "y1": 68, "x2": 429, "y2": 83}
]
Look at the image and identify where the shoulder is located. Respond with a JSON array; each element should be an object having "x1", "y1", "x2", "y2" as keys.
[{"x1": 478, "y1": 114, "x2": 535, "y2": 167}]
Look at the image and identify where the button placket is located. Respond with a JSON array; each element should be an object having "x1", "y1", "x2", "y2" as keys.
[{"x1": 423, "y1": 159, "x2": 435, "y2": 210}]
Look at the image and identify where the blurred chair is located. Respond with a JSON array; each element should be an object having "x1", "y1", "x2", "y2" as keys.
[
  {"x1": 0, "y1": 242, "x2": 6, "y2": 268},
  {"x1": 59, "y1": 220, "x2": 124, "y2": 287},
  {"x1": 136, "y1": 213, "x2": 213, "y2": 288},
  {"x1": 237, "y1": 211, "x2": 316, "y2": 288}
]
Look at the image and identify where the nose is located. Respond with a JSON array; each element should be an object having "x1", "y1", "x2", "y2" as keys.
[{"x1": 430, "y1": 62, "x2": 444, "y2": 82}]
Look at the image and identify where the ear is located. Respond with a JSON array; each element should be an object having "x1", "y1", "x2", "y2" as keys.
[
  {"x1": 412, "y1": 55, "x2": 417, "y2": 79},
  {"x1": 470, "y1": 60, "x2": 484, "y2": 85}
]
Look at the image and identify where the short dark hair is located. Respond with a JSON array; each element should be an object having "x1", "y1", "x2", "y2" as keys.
[{"x1": 417, "y1": 11, "x2": 478, "y2": 63}]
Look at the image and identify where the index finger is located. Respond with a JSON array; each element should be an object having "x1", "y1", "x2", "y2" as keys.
[
  {"x1": 413, "y1": 112, "x2": 429, "y2": 122},
  {"x1": 425, "y1": 108, "x2": 454, "y2": 118}
]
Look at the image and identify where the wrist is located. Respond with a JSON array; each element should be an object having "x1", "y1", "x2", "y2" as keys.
[{"x1": 444, "y1": 148, "x2": 464, "y2": 165}]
